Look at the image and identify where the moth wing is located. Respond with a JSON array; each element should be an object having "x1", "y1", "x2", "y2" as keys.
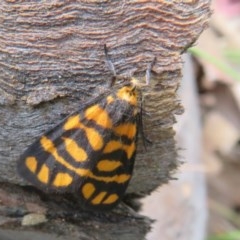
[
  {"x1": 17, "y1": 96, "x2": 112, "y2": 193},
  {"x1": 17, "y1": 94, "x2": 138, "y2": 210}
]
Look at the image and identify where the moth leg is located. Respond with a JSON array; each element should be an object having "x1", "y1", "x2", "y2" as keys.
[{"x1": 137, "y1": 95, "x2": 152, "y2": 150}]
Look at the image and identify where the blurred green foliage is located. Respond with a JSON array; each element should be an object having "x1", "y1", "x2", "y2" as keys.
[
  {"x1": 188, "y1": 47, "x2": 240, "y2": 82},
  {"x1": 208, "y1": 230, "x2": 240, "y2": 240}
]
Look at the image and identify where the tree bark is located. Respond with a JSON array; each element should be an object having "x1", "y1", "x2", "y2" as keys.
[{"x1": 0, "y1": 1, "x2": 210, "y2": 239}]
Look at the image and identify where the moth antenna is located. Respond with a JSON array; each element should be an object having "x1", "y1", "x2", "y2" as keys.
[
  {"x1": 145, "y1": 56, "x2": 156, "y2": 85},
  {"x1": 104, "y1": 44, "x2": 116, "y2": 87}
]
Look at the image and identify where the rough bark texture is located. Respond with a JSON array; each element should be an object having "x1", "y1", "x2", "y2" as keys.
[{"x1": 0, "y1": 1, "x2": 210, "y2": 239}]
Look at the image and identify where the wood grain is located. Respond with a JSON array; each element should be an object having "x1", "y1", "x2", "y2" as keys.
[{"x1": 0, "y1": 1, "x2": 210, "y2": 239}]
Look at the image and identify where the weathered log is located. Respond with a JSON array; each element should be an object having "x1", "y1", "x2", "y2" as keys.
[{"x1": 0, "y1": 1, "x2": 210, "y2": 239}]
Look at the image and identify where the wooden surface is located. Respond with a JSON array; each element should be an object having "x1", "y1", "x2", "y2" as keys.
[{"x1": 0, "y1": 1, "x2": 210, "y2": 239}]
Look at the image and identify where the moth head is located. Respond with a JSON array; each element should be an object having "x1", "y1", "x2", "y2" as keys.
[{"x1": 116, "y1": 82, "x2": 138, "y2": 106}]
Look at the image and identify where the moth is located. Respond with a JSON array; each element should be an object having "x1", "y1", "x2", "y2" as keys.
[{"x1": 17, "y1": 45, "x2": 155, "y2": 211}]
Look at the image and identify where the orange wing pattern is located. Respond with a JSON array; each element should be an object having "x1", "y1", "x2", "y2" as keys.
[{"x1": 18, "y1": 84, "x2": 139, "y2": 211}]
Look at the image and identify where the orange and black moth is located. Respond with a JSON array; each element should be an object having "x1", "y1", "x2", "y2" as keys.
[{"x1": 17, "y1": 46, "x2": 155, "y2": 211}]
